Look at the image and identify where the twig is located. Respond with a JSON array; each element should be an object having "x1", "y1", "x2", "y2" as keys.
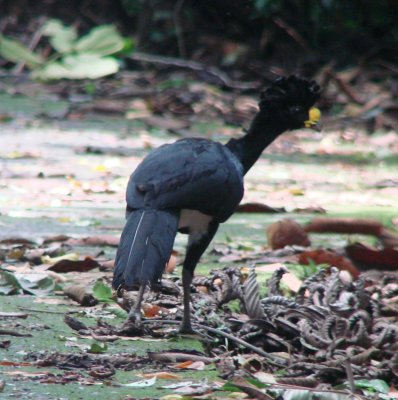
[
  {"x1": 0, "y1": 312, "x2": 28, "y2": 319},
  {"x1": 344, "y1": 359, "x2": 356, "y2": 394},
  {"x1": 148, "y1": 351, "x2": 216, "y2": 364},
  {"x1": 142, "y1": 319, "x2": 287, "y2": 367},
  {"x1": 13, "y1": 18, "x2": 45, "y2": 74},
  {"x1": 17, "y1": 306, "x2": 75, "y2": 315},
  {"x1": 325, "y1": 69, "x2": 364, "y2": 104},
  {"x1": 273, "y1": 17, "x2": 310, "y2": 51},
  {"x1": 0, "y1": 328, "x2": 32, "y2": 337},
  {"x1": 173, "y1": 0, "x2": 187, "y2": 59},
  {"x1": 129, "y1": 52, "x2": 259, "y2": 90}
]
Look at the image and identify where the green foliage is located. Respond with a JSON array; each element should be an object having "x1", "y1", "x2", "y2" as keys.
[
  {"x1": 0, "y1": 35, "x2": 44, "y2": 68},
  {"x1": 288, "y1": 261, "x2": 325, "y2": 281},
  {"x1": 0, "y1": 268, "x2": 61, "y2": 295},
  {"x1": 89, "y1": 342, "x2": 108, "y2": 353},
  {"x1": 354, "y1": 379, "x2": 390, "y2": 397},
  {"x1": 92, "y1": 280, "x2": 113, "y2": 303},
  {"x1": 0, "y1": 20, "x2": 134, "y2": 80}
]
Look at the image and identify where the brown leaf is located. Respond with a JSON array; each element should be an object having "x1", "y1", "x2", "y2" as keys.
[
  {"x1": 267, "y1": 219, "x2": 310, "y2": 249},
  {"x1": 0, "y1": 361, "x2": 32, "y2": 367},
  {"x1": 64, "y1": 314, "x2": 88, "y2": 332},
  {"x1": 49, "y1": 257, "x2": 100, "y2": 272},
  {"x1": 305, "y1": 217, "x2": 384, "y2": 236},
  {"x1": 174, "y1": 361, "x2": 205, "y2": 370},
  {"x1": 142, "y1": 304, "x2": 163, "y2": 318},
  {"x1": 0, "y1": 340, "x2": 11, "y2": 349},
  {"x1": 66, "y1": 235, "x2": 119, "y2": 247},
  {"x1": 92, "y1": 99, "x2": 127, "y2": 114},
  {"x1": 142, "y1": 371, "x2": 180, "y2": 379},
  {"x1": 346, "y1": 243, "x2": 398, "y2": 270},
  {"x1": 0, "y1": 237, "x2": 35, "y2": 245},
  {"x1": 88, "y1": 367, "x2": 115, "y2": 379},
  {"x1": 42, "y1": 234, "x2": 70, "y2": 244},
  {"x1": 143, "y1": 115, "x2": 190, "y2": 130},
  {"x1": 237, "y1": 202, "x2": 285, "y2": 213},
  {"x1": 148, "y1": 351, "x2": 215, "y2": 364},
  {"x1": 299, "y1": 249, "x2": 360, "y2": 278},
  {"x1": 64, "y1": 285, "x2": 98, "y2": 306},
  {"x1": 231, "y1": 377, "x2": 273, "y2": 400},
  {"x1": 165, "y1": 253, "x2": 177, "y2": 273}
]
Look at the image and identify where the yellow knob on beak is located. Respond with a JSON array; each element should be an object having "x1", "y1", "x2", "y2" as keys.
[{"x1": 304, "y1": 107, "x2": 321, "y2": 128}]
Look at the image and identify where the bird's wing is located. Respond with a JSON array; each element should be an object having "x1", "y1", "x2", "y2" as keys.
[{"x1": 126, "y1": 138, "x2": 244, "y2": 222}]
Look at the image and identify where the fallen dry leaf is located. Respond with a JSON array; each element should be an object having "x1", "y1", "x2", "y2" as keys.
[
  {"x1": 174, "y1": 361, "x2": 205, "y2": 370},
  {"x1": 266, "y1": 219, "x2": 310, "y2": 249},
  {"x1": 142, "y1": 372, "x2": 180, "y2": 379},
  {"x1": 346, "y1": 243, "x2": 398, "y2": 270},
  {"x1": 49, "y1": 257, "x2": 100, "y2": 273},
  {"x1": 63, "y1": 285, "x2": 98, "y2": 306},
  {"x1": 299, "y1": 249, "x2": 360, "y2": 278}
]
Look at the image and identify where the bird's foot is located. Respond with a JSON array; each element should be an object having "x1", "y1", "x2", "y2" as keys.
[
  {"x1": 179, "y1": 321, "x2": 195, "y2": 335},
  {"x1": 118, "y1": 312, "x2": 144, "y2": 336}
]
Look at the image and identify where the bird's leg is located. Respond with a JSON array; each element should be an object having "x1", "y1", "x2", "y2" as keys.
[
  {"x1": 128, "y1": 283, "x2": 146, "y2": 324},
  {"x1": 181, "y1": 267, "x2": 194, "y2": 333},
  {"x1": 180, "y1": 222, "x2": 219, "y2": 334},
  {"x1": 120, "y1": 284, "x2": 146, "y2": 335}
]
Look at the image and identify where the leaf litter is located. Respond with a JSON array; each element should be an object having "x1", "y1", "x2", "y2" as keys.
[{"x1": 1, "y1": 71, "x2": 398, "y2": 398}]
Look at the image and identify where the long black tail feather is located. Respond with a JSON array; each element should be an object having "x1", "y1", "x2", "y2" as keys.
[{"x1": 112, "y1": 209, "x2": 179, "y2": 289}]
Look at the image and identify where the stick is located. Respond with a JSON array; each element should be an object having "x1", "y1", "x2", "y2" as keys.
[
  {"x1": 129, "y1": 52, "x2": 259, "y2": 90},
  {"x1": 142, "y1": 319, "x2": 287, "y2": 367},
  {"x1": 0, "y1": 329, "x2": 32, "y2": 337},
  {"x1": 273, "y1": 17, "x2": 310, "y2": 51},
  {"x1": 173, "y1": 0, "x2": 187, "y2": 58},
  {"x1": 13, "y1": 19, "x2": 45, "y2": 74}
]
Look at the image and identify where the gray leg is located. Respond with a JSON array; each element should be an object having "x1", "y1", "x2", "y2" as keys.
[
  {"x1": 128, "y1": 284, "x2": 146, "y2": 324},
  {"x1": 180, "y1": 222, "x2": 219, "y2": 333}
]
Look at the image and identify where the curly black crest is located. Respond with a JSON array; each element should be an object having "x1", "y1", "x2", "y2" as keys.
[{"x1": 259, "y1": 75, "x2": 321, "y2": 111}]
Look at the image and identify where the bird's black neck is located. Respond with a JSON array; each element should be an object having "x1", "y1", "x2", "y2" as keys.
[{"x1": 225, "y1": 111, "x2": 287, "y2": 174}]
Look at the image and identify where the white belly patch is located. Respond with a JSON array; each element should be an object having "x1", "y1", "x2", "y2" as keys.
[{"x1": 178, "y1": 209, "x2": 213, "y2": 234}]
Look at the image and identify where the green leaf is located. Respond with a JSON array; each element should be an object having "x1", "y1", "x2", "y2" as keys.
[
  {"x1": 16, "y1": 274, "x2": 59, "y2": 296},
  {"x1": 108, "y1": 307, "x2": 128, "y2": 319},
  {"x1": 280, "y1": 389, "x2": 355, "y2": 400},
  {"x1": 355, "y1": 379, "x2": 389, "y2": 394},
  {"x1": 75, "y1": 25, "x2": 125, "y2": 56},
  {"x1": 0, "y1": 270, "x2": 22, "y2": 295},
  {"x1": 92, "y1": 281, "x2": 113, "y2": 302},
  {"x1": 42, "y1": 19, "x2": 77, "y2": 53},
  {"x1": 88, "y1": 342, "x2": 108, "y2": 354},
  {"x1": 32, "y1": 54, "x2": 119, "y2": 80},
  {"x1": 0, "y1": 34, "x2": 44, "y2": 68}
]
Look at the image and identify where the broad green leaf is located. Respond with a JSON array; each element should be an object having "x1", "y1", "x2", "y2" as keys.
[
  {"x1": 15, "y1": 273, "x2": 59, "y2": 295},
  {"x1": 355, "y1": 379, "x2": 389, "y2": 394},
  {"x1": 108, "y1": 306, "x2": 128, "y2": 319},
  {"x1": 0, "y1": 34, "x2": 44, "y2": 68},
  {"x1": 89, "y1": 342, "x2": 108, "y2": 354},
  {"x1": 0, "y1": 270, "x2": 22, "y2": 295},
  {"x1": 42, "y1": 19, "x2": 77, "y2": 53},
  {"x1": 33, "y1": 54, "x2": 119, "y2": 80},
  {"x1": 75, "y1": 25, "x2": 125, "y2": 56},
  {"x1": 92, "y1": 280, "x2": 113, "y2": 302}
]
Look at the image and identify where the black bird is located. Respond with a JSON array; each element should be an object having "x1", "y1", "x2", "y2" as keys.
[{"x1": 113, "y1": 76, "x2": 321, "y2": 333}]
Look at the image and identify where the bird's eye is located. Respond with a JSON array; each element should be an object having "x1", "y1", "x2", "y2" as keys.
[{"x1": 291, "y1": 106, "x2": 301, "y2": 113}]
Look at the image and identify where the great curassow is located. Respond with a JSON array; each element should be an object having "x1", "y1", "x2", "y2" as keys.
[{"x1": 113, "y1": 76, "x2": 321, "y2": 333}]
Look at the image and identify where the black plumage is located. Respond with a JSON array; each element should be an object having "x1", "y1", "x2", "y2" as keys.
[{"x1": 113, "y1": 75, "x2": 321, "y2": 333}]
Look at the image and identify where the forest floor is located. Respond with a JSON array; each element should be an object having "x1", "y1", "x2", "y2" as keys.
[{"x1": 1, "y1": 71, "x2": 398, "y2": 399}]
